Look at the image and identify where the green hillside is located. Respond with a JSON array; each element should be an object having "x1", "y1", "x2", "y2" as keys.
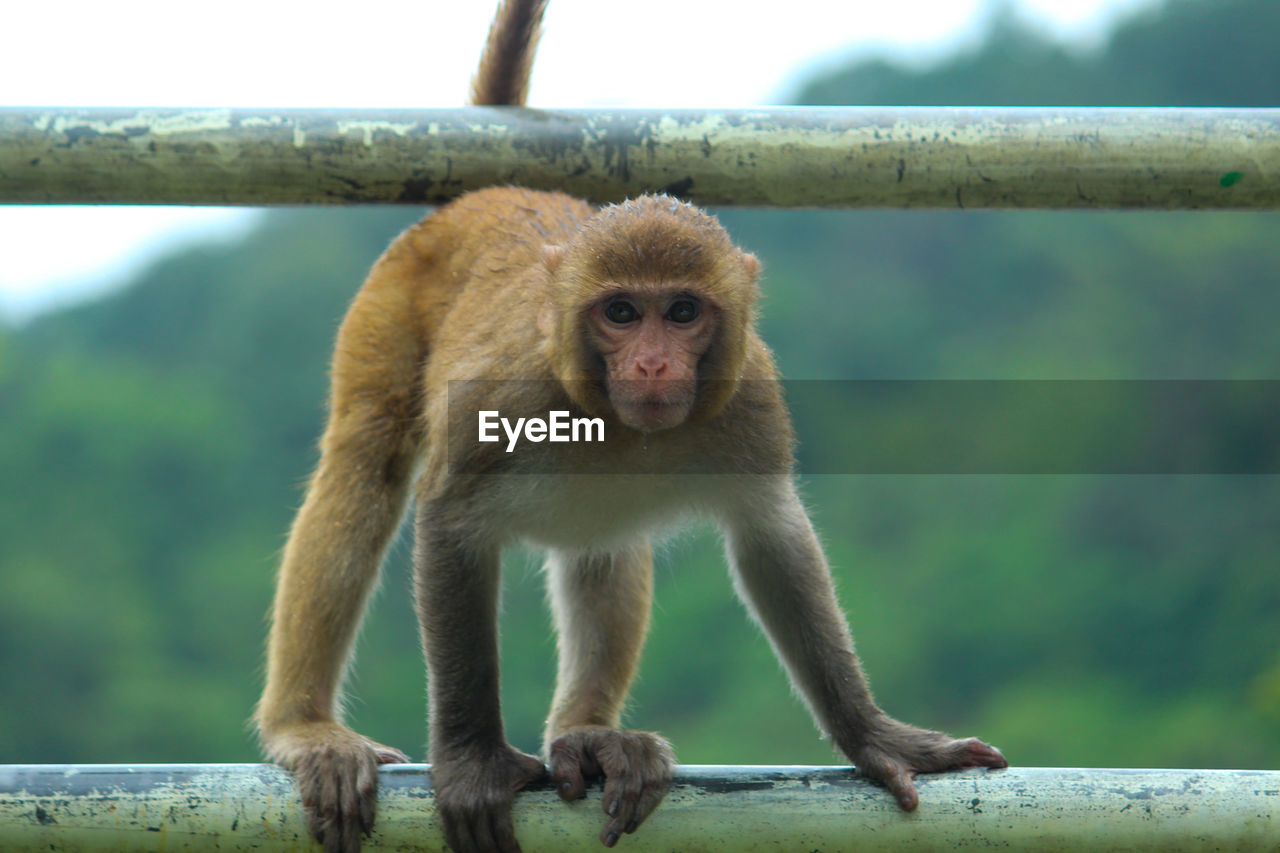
[{"x1": 1, "y1": 0, "x2": 1277, "y2": 770}]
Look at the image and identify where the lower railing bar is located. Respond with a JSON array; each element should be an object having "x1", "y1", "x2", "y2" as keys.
[{"x1": 0, "y1": 763, "x2": 1275, "y2": 851}]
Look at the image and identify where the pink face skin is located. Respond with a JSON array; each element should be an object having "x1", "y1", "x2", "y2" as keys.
[{"x1": 587, "y1": 290, "x2": 719, "y2": 432}]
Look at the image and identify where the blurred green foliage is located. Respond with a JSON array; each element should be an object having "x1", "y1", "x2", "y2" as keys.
[{"x1": 0, "y1": 0, "x2": 1277, "y2": 771}]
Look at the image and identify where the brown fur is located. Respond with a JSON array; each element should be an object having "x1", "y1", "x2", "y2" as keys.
[{"x1": 255, "y1": 4, "x2": 1007, "y2": 853}]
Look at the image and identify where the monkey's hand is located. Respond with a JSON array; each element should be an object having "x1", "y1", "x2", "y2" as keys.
[
  {"x1": 548, "y1": 726, "x2": 676, "y2": 848},
  {"x1": 849, "y1": 716, "x2": 1007, "y2": 811},
  {"x1": 263, "y1": 721, "x2": 409, "y2": 853},
  {"x1": 431, "y1": 745, "x2": 547, "y2": 853}
]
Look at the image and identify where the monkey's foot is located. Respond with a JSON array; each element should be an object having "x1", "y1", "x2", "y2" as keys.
[
  {"x1": 850, "y1": 717, "x2": 1007, "y2": 811},
  {"x1": 548, "y1": 725, "x2": 676, "y2": 848},
  {"x1": 432, "y1": 744, "x2": 547, "y2": 853},
  {"x1": 265, "y1": 721, "x2": 409, "y2": 853}
]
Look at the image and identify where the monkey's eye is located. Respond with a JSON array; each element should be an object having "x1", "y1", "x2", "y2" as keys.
[
  {"x1": 667, "y1": 300, "x2": 700, "y2": 323},
  {"x1": 605, "y1": 300, "x2": 638, "y2": 324}
]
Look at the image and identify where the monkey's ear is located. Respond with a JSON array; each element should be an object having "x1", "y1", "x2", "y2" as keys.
[
  {"x1": 542, "y1": 244, "x2": 565, "y2": 272},
  {"x1": 740, "y1": 252, "x2": 760, "y2": 278}
]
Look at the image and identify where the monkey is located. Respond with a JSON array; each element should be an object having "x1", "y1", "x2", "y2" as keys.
[{"x1": 254, "y1": 1, "x2": 1008, "y2": 852}]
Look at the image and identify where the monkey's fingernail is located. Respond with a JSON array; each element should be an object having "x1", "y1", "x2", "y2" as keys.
[
  {"x1": 608, "y1": 799, "x2": 619, "y2": 816},
  {"x1": 605, "y1": 832, "x2": 619, "y2": 847}
]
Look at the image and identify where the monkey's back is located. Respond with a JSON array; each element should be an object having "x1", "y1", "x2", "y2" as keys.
[
  {"x1": 418, "y1": 187, "x2": 593, "y2": 380},
  {"x1": 325, "y1": 188, "x2": 589, "y2": 429}
]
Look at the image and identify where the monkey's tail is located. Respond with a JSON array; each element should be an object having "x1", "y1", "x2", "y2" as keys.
[{"x1": 470, "y1": 0, "x2": 549, "y2": 106}]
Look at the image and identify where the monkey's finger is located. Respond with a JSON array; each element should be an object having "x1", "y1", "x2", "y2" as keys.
[
  {"x1": 600, "y1": 806, "x2": 633, "y2": 847},
  {"x1": 625, "y1": 778, "x2": 669, "y2": 835},
  {"x1": 912, "y1": 736, "x2": 1008, "y2": 774},
  {"x1": 469, "y1": 813, "x2": 499, "y2": 853},
  {"x1": 317, "y1": 768, "x2": 347, "y2": 849},
  {"x1": 882, "y1": 764, "x2": 919, "y2": 812},
  {"x1": 333, "y1": 767, "x2": 363, "y2": 853},
  {"x1": 316, "y1": 763, "x2": 339, "y2": 819},
  {"x1": 339, "y1": 761, "x2": 362, "y2": 827},
  {"x1": 492, "y1": 808, "x2": 524, "y2": 853},
  {"x1": 355, "y1": 753, "x2": 378, "y2": 835},
  {"x1": 953, "y1": 738, "x2": 1008, "y2": 769},
  {"x1": 602, "y1": 771, "x2": 668, "y2": 840},
  {"x1": 468, "y1": 807, "x2": 521, "y2": 853},
  {"x1": 549, "y1": 738, "x2": 589, "y2": 801},
  {"x1": 373, "y1": 745, "x2": 410, "y2": 765},
  {"x1": 319, "y1": 809, "x2": 345, "y2": 853},
  {"x1": 321, "y1": 825, "x2": 339, "y2": 853},
  {"x1": 600, "y1": 774, "x2": 645, "y2": 847},
  {"x1": 339, "y1": 806, "x2": 363, "y2": 853},
  {"x1": 442, "y1": 816, "x2": 475, "y2": 853},
  {"x1": 574, "y1": 734, "x2": 605, "y2": 779},
  {"x1": 513, "y1": 751, "x2": 550, "y2": 790},
  {"x1": 305, "y1": 809, "x2": 324, "y2": 849},
  {"x1": 302, "y1": 798, "x2": 323, "y2": 840},
  {"x1": 303, "y1": 799, "x2": 337, "y2": 852}
]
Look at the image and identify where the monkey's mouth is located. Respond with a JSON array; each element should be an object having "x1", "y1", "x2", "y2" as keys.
[{"x1": 613, "y1": 396, "x2": 694, "y2": 433}]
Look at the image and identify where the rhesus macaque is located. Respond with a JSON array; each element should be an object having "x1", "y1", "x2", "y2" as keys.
[{"x1": 255, "y1": 1, "x2": 1008, "y2": 851}]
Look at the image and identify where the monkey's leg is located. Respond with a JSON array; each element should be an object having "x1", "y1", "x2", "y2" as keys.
[
  {"x1": 416, "y1": 503, "x2": 546, "y2": 853},
  {"x1": 725, "y1": 479, "x2": 1006, "y2": 812},
  {"x1": 543, "y1": 545, "x2": 676, "y2": 849}
]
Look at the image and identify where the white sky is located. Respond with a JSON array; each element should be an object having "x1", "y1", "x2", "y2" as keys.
[{"x1": 0, "y1": 0, "x2": 1158, "y2": 321}]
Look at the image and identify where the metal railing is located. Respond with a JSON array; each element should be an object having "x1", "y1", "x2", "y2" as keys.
[
  {"x1": 3, "y1": 109, "x2": 1277, "y2": 848},
  {"x1": 1, "y1": 764, "x2": 1276, "y2": 851},
  {"x1": 2, "y1": 107, "x2": 1278, "y2": 208}
]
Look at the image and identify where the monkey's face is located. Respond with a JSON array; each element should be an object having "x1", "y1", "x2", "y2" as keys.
[{"x1": 586, "y1": 289, "x2": 719, "y2": 432}]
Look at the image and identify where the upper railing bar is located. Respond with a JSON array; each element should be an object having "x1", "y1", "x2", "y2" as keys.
[{"x1": 1, "y1": 106, "x2": 1278, "y2": 209}]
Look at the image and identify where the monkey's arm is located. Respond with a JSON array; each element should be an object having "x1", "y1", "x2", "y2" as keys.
[
  {"x1": 415, "y1": 502, "x2": 546, "y2": 853},
  {"x1": 255, "y1": 419, "x2": 418, "y2": 853},
  {"x1": 543, "y1": 546, "x2": 675, "y2": 848},
  {"x1": 724, "y1": 479, "x2": 1007, "y2": 810},
  {"x1": 256, "y1": 266, "x2": 430, "y2": 853}
]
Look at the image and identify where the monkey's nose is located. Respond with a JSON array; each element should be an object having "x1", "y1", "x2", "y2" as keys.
[{"x1": 635, "y1": 358, "x2": 668, "y2": 379}]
